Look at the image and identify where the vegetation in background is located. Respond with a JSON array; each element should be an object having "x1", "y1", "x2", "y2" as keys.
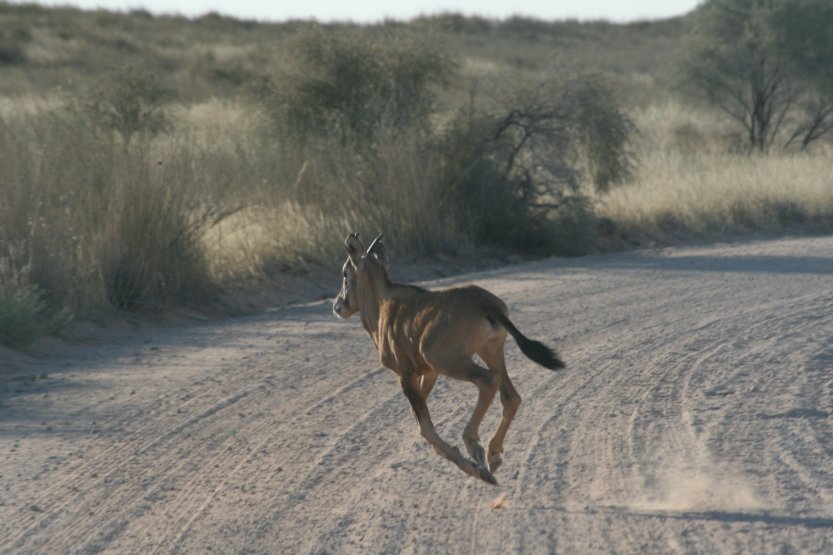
[
  {"x1": 0, "y1": 2, "x2": 831, "y2": 349},
  {"x1": 771, "y1": 0, "x2": 833, "y2": 150},
  {"x1": 0, "y1": 253, "x2": 70, "y2": 349},
  {"x1": 684, "y1": 0, "x2": 833, "y2": 152},
  {"x1": 84, "y1": 66, "x2": 175, "y2": 147},
  {"x1": 0, "y1": 108, "x2": 232, "y2": 321},
  {"x1": 428, "y1": 74, "x2": 633, "y2": 253},
  {"x1": 0, "y1": 22, "x2": 30, "y2": 65},
  {"x1": 255, "y1": 27, "x2": 455, "y2": 145},
  {"x1": 251, "y1": 27, "x2": 635, "y2": 255}
]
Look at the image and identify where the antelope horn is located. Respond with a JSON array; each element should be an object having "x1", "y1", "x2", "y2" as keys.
[
  {"x1": 367, "y1": 233, "x2": 384, "y2": 253},
  {"x1": 345, "y1": 232, "x2": 364, "y2": 252}
]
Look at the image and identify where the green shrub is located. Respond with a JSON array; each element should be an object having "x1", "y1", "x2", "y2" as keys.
[
  {"x1": 431, "y1": 113, "x2": 553, "y2": 250},
  {"x1": 254, "y1": 27, "x2": 455, "y2": 146},
  {"x1": 425, "y1": 76, "x2": 634, "y2": 252},
  {"x1": 0, "y1": 23, "x2": 31, "y2": 65},
  {"x1": 0, "y1": 256, "x2": 70, "y2": 349},
  {"x1": 565, "y1": 74, "x2": 636, "y2": 193},
  {"x1": 85, "y1": 66, "x2": 175, "y2": 147}
]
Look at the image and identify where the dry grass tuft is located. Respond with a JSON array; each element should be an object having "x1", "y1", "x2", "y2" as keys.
[{"x1": 596, "y1": 103, "x2": 833, "y2": 245}]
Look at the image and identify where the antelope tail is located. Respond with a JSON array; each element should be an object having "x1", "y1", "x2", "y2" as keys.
[{"x1": 489, "y1": 310, "x2": 565, "y2": 371}]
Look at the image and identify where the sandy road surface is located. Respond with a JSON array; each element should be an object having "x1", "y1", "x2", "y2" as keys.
[{"x1": 2, "y1": 236, "x2": 833, "y2": 554}]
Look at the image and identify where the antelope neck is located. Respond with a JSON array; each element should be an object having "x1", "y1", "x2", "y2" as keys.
[{"x1": 358, "y1": 270, "x2": 392, "y2": 348}]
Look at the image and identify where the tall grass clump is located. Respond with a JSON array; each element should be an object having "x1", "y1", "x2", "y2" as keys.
[
  {"x1": 597, "y1": 102, "x2": 833, "y2": 243},
  {"x1": 599, "y1": 150, "x2": 833, "y2": 239},
  {"x1": 1, "y1": 111, "x2": 111, "y2": 312},
  {"x1": 0, "y1": 105, "x2": 223, "y2": 318},
  {"x1": 100, "y1": 145, "x2": 214, "y2": 310}
]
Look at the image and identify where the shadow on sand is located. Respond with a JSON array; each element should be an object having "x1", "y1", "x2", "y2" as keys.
[{"x1": 553, "y1": 505, "x2": 833, "y2": 529}]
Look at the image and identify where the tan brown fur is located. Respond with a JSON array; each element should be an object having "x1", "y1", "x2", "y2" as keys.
[{"x1": 333, "y1": 233, "x2": 563, "y2": 484}]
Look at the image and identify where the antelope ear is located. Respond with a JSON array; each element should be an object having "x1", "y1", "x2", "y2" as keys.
[
  {"x1": 368, "y1": 236, "x2": 389, "y2": 271},
  {"x1": 344, "y1": 232, "x2": 364, "y2": 265}
]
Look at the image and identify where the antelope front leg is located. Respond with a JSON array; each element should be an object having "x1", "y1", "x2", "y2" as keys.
[{"x1": 399, "y1": 375, "x2": 497, "y2": 485}]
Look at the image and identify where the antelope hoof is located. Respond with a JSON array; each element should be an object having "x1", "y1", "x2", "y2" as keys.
[
  {"x1": 488, "y1": 448, "x2": 503, "y2": 473},
  {"x1": 477, "y1": 464, "x2": 498, "y2": 485},
  {"x1": 464, "y1": 437, "x2": 486, "y2": 467}
]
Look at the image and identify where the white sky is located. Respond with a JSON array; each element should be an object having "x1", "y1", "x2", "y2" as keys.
[{"x1": 24, "y1": 0, "x2": 701, "y2": 23}]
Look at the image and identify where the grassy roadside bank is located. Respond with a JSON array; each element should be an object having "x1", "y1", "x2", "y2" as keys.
[{"x1": 1, "y1": 6, "x2": 832, "y2": 350}]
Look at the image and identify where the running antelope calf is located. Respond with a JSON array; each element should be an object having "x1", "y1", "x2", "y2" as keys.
[{"x1": 333, "y1": 233, "x2": 564, "y2": 484}]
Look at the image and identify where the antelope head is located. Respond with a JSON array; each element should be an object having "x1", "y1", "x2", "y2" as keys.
[{"x1": 333, "y1": 232, "x2": 389, "y2": 319}]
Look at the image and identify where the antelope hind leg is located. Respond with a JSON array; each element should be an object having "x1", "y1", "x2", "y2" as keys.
[
  {"x1": 425, "y1": 354, "x2": 500, "y2": 471},
  {"x1": 400, "y1": 375, "x2": 497, "y2": 485},
  {"x1": 419, "y1": 369, "x2": 438, "y2": 399},
  {"x1": 478, "y1": 342, "x2": 522, "y2": 474},
  {"x1": 459, "y1": 362, "x2": 500, "y2": 469},
  {"x1": 487, "y1": 378, "x2": 521, "y2": 473}
]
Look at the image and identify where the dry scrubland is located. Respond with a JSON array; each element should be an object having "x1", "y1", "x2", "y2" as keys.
[{"x1": 0, "y1": 4, "x2": 832, "y2": 348}]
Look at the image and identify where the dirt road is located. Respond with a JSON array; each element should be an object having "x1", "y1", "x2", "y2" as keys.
[{"x1": 2, "y1": 236, "x2": 833, "y2": 554}]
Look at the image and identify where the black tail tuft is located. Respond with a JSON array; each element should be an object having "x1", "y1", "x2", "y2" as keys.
[
  {"x1": 492, "y1": 311, "x2": 565, "y2": 371},
  {"x1": 514, "y1": 334, "x2": 565, "y2": 370}
]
